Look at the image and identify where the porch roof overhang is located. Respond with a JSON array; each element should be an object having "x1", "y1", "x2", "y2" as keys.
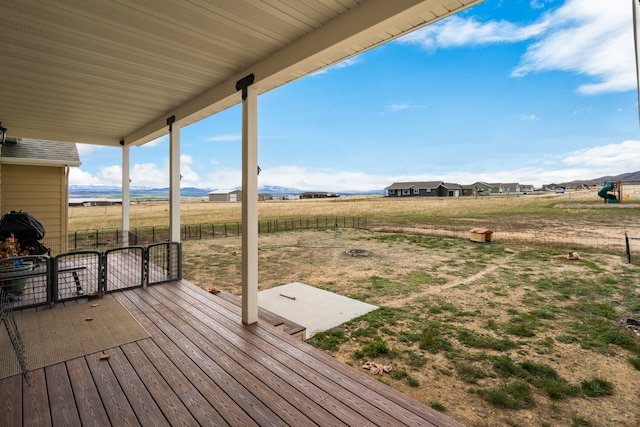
[{"x1": 0, "y1": 0, "x2": 483, "y2": 147}]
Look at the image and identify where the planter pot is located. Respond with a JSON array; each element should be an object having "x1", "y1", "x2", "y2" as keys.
[{"x1": 0, "y1": 262, "x2": 34, "y2": 294}]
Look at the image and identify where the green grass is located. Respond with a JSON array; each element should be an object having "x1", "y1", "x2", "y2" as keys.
[
  {"x1": 581, "y1": 378, "x2": 613, "y2": 397},
  {"x1": 354, "y1": 336, "x2": 396, "y2": 359},
  {"x1": 418, "y1": 322, "x2": 453, "y2": 354},
  {"x1": 430, "y1": 402, "x2": 446, "y2": 412},
  {"x1": 474, "y1": 381, "x2": 534, "y2": 409},
  {"x1": 457, "y1": 328, "x2": 517, "y2": 351},
  {"x1": 306, "y1": 327, "x2": 348, "y2": 351}
]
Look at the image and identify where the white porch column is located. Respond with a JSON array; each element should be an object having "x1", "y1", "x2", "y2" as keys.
[
  {"x1": 169, "y1": 121, "x2": 181, "y2": 243},
  {"x1": 241, "y1": 85, "x2": 259, "y2": 325},
  {"x1": 121, "y1": 144, "x2": 130, "y2": 246}
]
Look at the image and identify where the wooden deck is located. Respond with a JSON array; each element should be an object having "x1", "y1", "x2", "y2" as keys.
[{"x1": 0, "y1": 280, "x2": 462, "y2": 426}]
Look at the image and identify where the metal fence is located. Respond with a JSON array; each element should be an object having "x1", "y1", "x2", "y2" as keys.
[
  {"x1": 55, "y1": 216, "x2": 368, "y2": 251},
  {"x1": 0, "y1": 242, "x2": 181, "y2": 310}
]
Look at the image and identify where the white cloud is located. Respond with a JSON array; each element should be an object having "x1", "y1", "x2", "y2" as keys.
[
  {"x1": 520, "y1": 114, "x2": 538, "y2": 121},
  {"x1": 386, "y1": 103, "x2": 411, "y2": 112},
  {"x1": 69, "y1": 167, "x2": 102, "y2": 185},
  {"x1": 398, "y1": 15, "x2": 548, "y2": 49},
  {"x1": 399, "y1": 0, "x2": 635, "y2": 95},
  {"x1": 204, "y1": 134, "x2": 241, "y2": 142},
  {"x1": 562, "y1": 139, "x2": 640, "y2": 167},
  {"x1": 74, "y1": 143, "x2": 102, "y2": 156},
  {"x1": 69, "y1": 165, "x2": 122, "y2": 186},
  {"x1": 311, "y1": 57, "x2": 361, "y2": 76},
  {"x1": 512, "y1": 0, "x2": 635, "y2": 94},
  {"x1": 70, "y1": 138, "x2": 640, "y2": 192}
]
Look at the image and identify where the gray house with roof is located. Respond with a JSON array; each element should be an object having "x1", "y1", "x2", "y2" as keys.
[{"x1": 385, "y1": 181, "x2": 460, "y2": 197}]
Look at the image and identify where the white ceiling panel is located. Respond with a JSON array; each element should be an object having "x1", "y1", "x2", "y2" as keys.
[{"x1": 0, "y1": 0, "x2": 483, "y2": 147}]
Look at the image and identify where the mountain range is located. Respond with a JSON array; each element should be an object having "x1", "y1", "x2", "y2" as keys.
[{"x1": 69, "y1": 171, "x2": 640, "y2": 199}]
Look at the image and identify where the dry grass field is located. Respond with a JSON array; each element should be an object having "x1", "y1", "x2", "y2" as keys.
[{"x1": 69, "y1": 191, "x2": 640, "y2": 427}]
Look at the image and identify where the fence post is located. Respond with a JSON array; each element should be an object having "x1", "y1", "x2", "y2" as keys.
[{"x1": 625, "y1": 232, "x2": 631, "y2": 264}]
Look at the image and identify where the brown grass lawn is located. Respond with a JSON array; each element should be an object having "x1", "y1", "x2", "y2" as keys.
[{"x1": 70, "y1": 191, "x2": 640, "y2": 426}]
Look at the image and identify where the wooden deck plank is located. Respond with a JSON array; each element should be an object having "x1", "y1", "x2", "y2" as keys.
[
  {"x1": 97, "y1": 346, "x2": 169, "y2": 427},
  {"x1": 66, "y1": 357, "x2": 112, "y2": 426},
  {"x1": 45, "y1": 362, "x2": 82, "y2": 427},
  {"x1": 119, "y1": 342, "x2": 200, "y2": 426},
  {"x1": 134, "y1": 338, "x2": 231, "y2": 427},
  {"x1": 160, "y1": 286, "x2": 416, "y2": 426},
  {"x1": 150, "y1": 285, "x2": 369, "y2": 427},
  {"x1": 22, "y1": 369, "x2": 52, "y2": 427},
  {"x1": 84, "y1": 350, "x2": 141, "y2": 427},
  {"x1": 114, "y1": 292, "x2": 259, "y2": 427},
  {"x1": 3, "y1": 279, "x2": 464, "y2": 427},
  {"x1": 170, "y1": 281, "x2": 456, "y2": 427},
  {"x1": 159, "y1": 284, "x2": 401, "y2": 426},
  {"x1": 120, "y1": 289, "x2": 290, "y2": 427},
  {"x1": 0, "y1": 374, "x2": 22, "y2": 427},
  {"x1": 136, "y1": 285, "x2": 349, "y2": 427}
]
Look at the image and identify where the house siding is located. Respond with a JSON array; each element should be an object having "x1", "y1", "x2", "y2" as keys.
[
  {"x1": 209, "y1": 190, "x2": 242, "y2": 202},
  {"x1": 1, "y1": 164, "x2": 68, "y2": 254}
]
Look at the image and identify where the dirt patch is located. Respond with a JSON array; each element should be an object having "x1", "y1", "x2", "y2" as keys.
[{"x1": 182, "y1": 229, "x2": 640, "y2": 427}]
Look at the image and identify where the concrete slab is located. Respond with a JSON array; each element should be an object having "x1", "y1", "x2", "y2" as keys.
[{"x1": 258, "y1": 282, "x2": 378, "y2": 339}]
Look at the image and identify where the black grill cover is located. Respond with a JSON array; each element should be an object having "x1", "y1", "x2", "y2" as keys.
[{"x1": 0, "y1": 211, "x2": 46, "y2": 241}]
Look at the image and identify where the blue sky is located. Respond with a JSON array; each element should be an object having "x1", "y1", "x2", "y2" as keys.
[{"x1": 71, "y1": 0, "x2": 640, "y2": 191}]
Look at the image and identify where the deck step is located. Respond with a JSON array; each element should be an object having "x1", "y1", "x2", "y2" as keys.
[{"x1": 213, "y1": 290, "x2": 307, "y2": 340}]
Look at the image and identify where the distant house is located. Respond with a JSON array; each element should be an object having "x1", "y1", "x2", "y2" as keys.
[
  {"x1": 488, "y1": 183, "x2": 504, "y2": 194},
  {"x1": 473, "y1": 182, "x2": 494, "y2": 195},
  {"x1": 0, "y1": 138, "x2": 81, "y2": 254},
  {"x1": 520, "y1": 184, "x2": 535, "y2": 193},
  {"x1": 208, "y1": 189, "x2": 242, "y2": 202},
  {"x1": 299, "y1": 192, "x2": 340, "y2": 199},
  {"x1": 69, "y1": 198, "x2": 122, "y2": 207},
  {"x1": 385, "y1": 181, "x2": 460, "y2": 197},
  {"x1": 461, "y1": 184, "x2": 475, "y2": 197},
  {"x1": 258, "y1": 193, "x2": 274, "y2": 201},
  {"x1": 444, "y1": 183, "x2": 462, "y2": 197},
  {"x1": 502, "y1": 183, "x2": 520, "y2": 193}
]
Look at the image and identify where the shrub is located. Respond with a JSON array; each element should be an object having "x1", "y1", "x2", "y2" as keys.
[
  {"x1": 307, "y1": 328, "x2": 348, "y2": 351},
  {"x1": 581, "y1": 378, "x2": 613, "y2": 397},
  {"x1": 359, "y1": 336, "x2": 396, "y2": 358}
]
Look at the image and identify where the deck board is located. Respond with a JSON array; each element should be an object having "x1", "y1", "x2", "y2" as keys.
[
  {"x1": 22, "y1": 369, "x2": 52, "y2": 427},
  {"x1": 132, "y1": 285, "x2": 339, "y2": 427},
  {"x1": 1, "y1": 280, "x2": 463, "y2": 427},
  {"x1": 84, "y1": 349, "x2": 141, "y2": 426},
  {"x1": 46, "y1": 362, "x2": 81, "y2": 427},
  {"x1": 163, "y1": 282, "x2": 428, "y2": 427},
  {"x1": 67, "y1": 357, "x2": 112, "y2": 426}
]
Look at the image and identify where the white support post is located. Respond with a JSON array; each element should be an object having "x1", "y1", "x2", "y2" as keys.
[
  {"x1": 169, "y1": 123, "x2": 181, "y2": 243},
  {"x1": 241, "y1": 85, "x2": 259, "y2": 325},
  {"x1": 122, "y1": 145, "x2": 130, "y2": 246}
]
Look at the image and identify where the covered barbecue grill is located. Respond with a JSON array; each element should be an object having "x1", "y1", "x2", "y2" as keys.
[{"x1": 0, "y1": 211, "x2": 49, "y2": 255}]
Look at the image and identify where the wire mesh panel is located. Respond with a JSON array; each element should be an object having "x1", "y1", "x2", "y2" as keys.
[
  {"x1": 0, "y1": 288, "x2": 28, "y2": 381},
  {"x1": 104, "y1": 247, "x2": 145, "y2": 291},
  {"x1": 147, "y1": 242, "x2": 182, "y2": 285},
  {"x1": 0, "y1": 255, "x2": 50, "y2": 309},
  {"x1": 55, "y1": 251, "x2": 102, "y2": 301}
]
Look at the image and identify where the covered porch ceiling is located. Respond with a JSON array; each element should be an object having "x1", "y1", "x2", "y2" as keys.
[{"x1": 1, "y1": 0, "x2": 483, "y2": 147}]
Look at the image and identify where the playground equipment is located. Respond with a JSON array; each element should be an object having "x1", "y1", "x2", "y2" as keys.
[{"x1": 597, "y1": 182, "x2": 619, "y2": 203}]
